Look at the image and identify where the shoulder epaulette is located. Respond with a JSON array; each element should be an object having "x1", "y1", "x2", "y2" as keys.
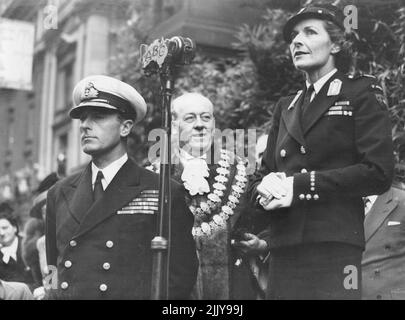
[{"x1": 347, "y1": 73, "x2": 376, "y2": 80}]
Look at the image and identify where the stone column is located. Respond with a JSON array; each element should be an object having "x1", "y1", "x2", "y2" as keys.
[{"x1": 38, "y1": 47, "x2": 57, "y2": 175}]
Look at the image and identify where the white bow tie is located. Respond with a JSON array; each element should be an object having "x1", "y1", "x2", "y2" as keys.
[{"x1": 180, "y1": 154, "x2": 210, "y2": 196}]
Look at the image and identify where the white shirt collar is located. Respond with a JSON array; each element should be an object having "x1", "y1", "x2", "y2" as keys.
[
  {"x1": 364, "y1": 195, "x2": 378, "y2": 215},
  {"x1": 91, "y1": 153, "x2": 128, "y2": 190},
  {"x1": 179, "y1": 149, "x2": 207, "y2": 162},
  {"x1": 367, "y1": 195, "x2": 378, "y2": 207},
  {"x1": 1, "y1": 236, "x2": 18, "y2": 264},
  {"x1": 306, "y1": 68, "x2": 338, "y2": 95}
]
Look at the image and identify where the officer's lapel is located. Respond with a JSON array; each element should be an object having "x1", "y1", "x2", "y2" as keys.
[
  {"x1": 281, "y1": 91, "x2": 306, "y2": 146},
  {"x1": 301, "y1": 71, "x2": 344, "y2": 134},
  {"x1": 73, "y1": 159, "x2": 146, "y2": 238},
  {"x1": 364, "y1": 189, "x2": 398, "y2": 242},
  {"x1": 61, "y1": 164, "x2": 93, "y2": 225}
]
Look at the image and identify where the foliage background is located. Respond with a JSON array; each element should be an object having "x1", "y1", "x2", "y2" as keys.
[{"x1": 111, "y1": 0, "x2": 405, "y2": 183}]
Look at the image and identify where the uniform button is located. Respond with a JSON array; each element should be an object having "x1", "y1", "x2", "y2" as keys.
[
  {"x1": 301, "y1": 168, "x2": 308, "y2": 173},
  {"x1": 280, "y1": 149, "x2": 287, "y2": 158},
  {"x1": 99, "y1": 284, "x2": 108, "y2": 292},
  {"x1": 106, "y1": 241, "x2": 114, "y2": 248},
  {"x1": 299, "y1": 194, "x2": 305, "y2": 200},
  {"x1": 306, "y1": 194, "x2": 312, "y2": 200},
  {"x1": 103, "y1": 262, "x2": 111, "y2": 270},
  {"x1": 69, "y1": 240, "x2": 77, "y2": 247},
  {"x1": 300, "y1": 146, "x2": 306, "y2": 154},
  {"x1": 64, "y1": 260, "x2": 72, "y2": 268},
  {"x1": 313, "y1": 194, "x2": 319, "y2": 200},
  {"x1": 61, "y1": 282, "x2": 69, "y2": 290}
]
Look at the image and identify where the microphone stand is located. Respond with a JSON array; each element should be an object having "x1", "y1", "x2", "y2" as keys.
[
  {"x1": 150, "y1": 62, "x2": 174, "y2": 300},
  {"x1": 141, "y1": 36, "x2": 195, "y2": 300}
]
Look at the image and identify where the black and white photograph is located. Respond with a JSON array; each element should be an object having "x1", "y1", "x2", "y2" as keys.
[{"x1": 0, "y1": 0, "x2": 404, "y2": 305}]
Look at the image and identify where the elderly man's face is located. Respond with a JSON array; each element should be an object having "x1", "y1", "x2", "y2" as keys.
[
  {"x1": 0, "y1": 218, "x2": 17, "y2": 247},
  {"x1": 173, "y1": 96, "x2": 215, "y2": 156}
]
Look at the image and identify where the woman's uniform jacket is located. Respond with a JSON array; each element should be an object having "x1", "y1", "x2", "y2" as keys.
[{"x1": 248, "y1": 70, "x2": 394, "y2": 250}]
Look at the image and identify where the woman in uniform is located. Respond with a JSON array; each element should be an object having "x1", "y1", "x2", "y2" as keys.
[{"x1": 246, "y1": 4, "x2": 394, "y2": 299}]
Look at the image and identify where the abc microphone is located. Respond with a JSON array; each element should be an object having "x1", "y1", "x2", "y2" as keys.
[{"x1": 140, "y1": 36, "x2": 195, "y2": 76}]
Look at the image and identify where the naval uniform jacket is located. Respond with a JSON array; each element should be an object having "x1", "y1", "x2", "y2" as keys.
[
  {"x1": 362, "y1": 187, "x2": 405, "y2": 299},
  {"x1": 45, "y1": 158, "x2": 197, "y2": 299},
  {"x1": 248, "y1": 71, "x2": 394, "y2": 250}
]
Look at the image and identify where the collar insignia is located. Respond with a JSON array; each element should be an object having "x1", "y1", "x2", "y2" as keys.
[{"x1": 327, "y1": 79, "x2": 342, "y2": 96}]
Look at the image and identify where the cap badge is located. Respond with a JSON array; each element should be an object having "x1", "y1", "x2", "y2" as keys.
[
  {"x1": 327, "y1": 79, "x2": 342, "y2": 96},
  {"x1": 84, "y1": 82, "x2": 99, "y2": 99}
]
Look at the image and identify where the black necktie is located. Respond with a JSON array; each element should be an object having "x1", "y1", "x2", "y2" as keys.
[
  {"x1": 301, "y1": 84, "x2": 314, "y2": 117},
  {"x1": 93, "y1": 171, "x2": 104, "y2": 202}
]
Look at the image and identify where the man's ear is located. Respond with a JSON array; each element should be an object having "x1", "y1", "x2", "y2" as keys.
[{"x1": 120, "y1": 119, "x2": 134, "y2": 138}]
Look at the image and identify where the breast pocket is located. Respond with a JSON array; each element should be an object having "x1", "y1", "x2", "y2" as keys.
[
  {"x1": 322, "y1": 105, "x2": 355, "y2": 145},
  {"x1": 115, "y1": 212, "x2": 155, "y2": 243}
]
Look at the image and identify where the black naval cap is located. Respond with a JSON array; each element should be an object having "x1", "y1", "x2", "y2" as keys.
[{"x1": 283, "y1": 4, "x2": 345, "y2": 43}]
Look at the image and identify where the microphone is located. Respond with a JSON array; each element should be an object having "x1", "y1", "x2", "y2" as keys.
[{"x1": 140, "y1": 36, "x2": 195, "y2": 76}]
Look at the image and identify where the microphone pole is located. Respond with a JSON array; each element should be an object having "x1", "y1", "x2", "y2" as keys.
[
  {"x1": 141, "y1": 37, "x2": 195, "y2": 300},
  {"x1": 150, "y1": 62, "x2": 174, "y2": 300}
]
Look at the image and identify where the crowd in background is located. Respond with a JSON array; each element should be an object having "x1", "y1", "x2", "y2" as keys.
[{"x1": 0, "y1": 173, "x2": 58, "y2": 300}]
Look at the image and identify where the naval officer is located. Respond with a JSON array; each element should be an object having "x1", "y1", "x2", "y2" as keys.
[{"x1": 45, "y1": 75, "x2": 197, "y2": 299}]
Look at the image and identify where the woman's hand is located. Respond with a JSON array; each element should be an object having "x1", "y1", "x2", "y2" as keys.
[
  {"x1": 231, "y1": 233, "x2": 268, "y2": 255},
  {"x1": 259, "y1": 176, "x2": 294, "y2": 210},
  {"x1": 257, "y1": 172, "x2": 287, "y2": 200}
]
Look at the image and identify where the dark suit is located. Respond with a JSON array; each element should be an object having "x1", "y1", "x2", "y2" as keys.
[
  {"x1": 0, "y1": 237, "x2": 33, "y2": 285},
  {"x1": 45, "y1": 158, "x2": 197, "y2": 299},
  {"x1": 248, "y1": 71, "x2": 394, "y2": 299},
  {"x1": 362, "y1": 187, "x2": 405, "y2": 300}
]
